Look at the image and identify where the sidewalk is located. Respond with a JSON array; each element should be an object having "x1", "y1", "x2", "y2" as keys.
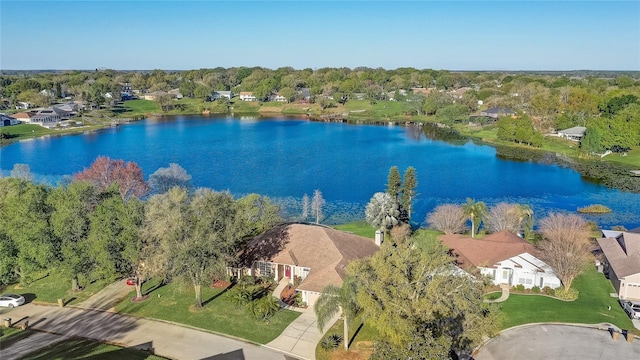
[
  {"x1": 266, "y1": 305, "x2": 339, "y2": 360},
  {"x1": 75, "y1": 279, "x2": 133, "y2": 311},
  {"x1": 1, "y1": 304, "x2": 288, "y2": 360}
]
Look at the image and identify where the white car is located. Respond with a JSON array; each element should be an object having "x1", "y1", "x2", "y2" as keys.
[
  {"x1": 620, "y1": 300, "x2": 640, "y2": 319},
  {"x1": 0, "y1": 294, "x2": 25, "y2": 308}
]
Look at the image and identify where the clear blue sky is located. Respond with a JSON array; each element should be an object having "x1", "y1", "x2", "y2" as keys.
[{"x1": 1, "y1": 0, "x2": 639, "y2": 71}]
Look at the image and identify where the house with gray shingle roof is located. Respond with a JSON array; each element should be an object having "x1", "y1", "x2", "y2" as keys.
[
  {"x1": 598, "y1": 230, "x2": 640, "y2": 302},
  {"x1": 480, "y1": 107, "x2": 515, "y2": 119},
  {"x1": 557, "y1": 126, "x2": 586, "y2": 141}
]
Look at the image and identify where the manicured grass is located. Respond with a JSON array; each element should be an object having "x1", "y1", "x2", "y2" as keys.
[
  {"x1": 116, "y1": 100, "x2": 161, "y2": 115},
  {"x1": 114, "y1": 280, "x2": 300, "y2": 344},
  {"x1": 3, "y1": 272, "x2": 110, "y2": 306},
  {"x1": 334, "y1": 221, "x2": 376, "y2": 239},
  {"x1": 602, "y1": 147, "x2": 640, "y2": 167},
  {"x1": 20, "y1": 336, "x2": 165, "y2": 360},
  {"x1": 316, "y1": 318, "x2": 377, "y2": 360},
  {"x1": 499, "y1": 266, "x2": 638, "y2": 334}
]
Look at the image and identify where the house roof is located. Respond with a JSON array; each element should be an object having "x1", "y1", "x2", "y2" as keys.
[
  {"x1": 11, "y1": 112, "x2": 33, "y2": 119},
  {"x1": 558, "y1": 126, "x2": 586, "y2": 136},
  {"x1": 440, "y1": 230, "x2": 539, "y2": 269},
  {"x1": 239, "y1": 92, "x2": 254, "y2": 96},
  {"x1": 238, "y1": 223, "x2": 379, "y2": 292},
  {"x1": 597, "y1": 231, "x2": 640, "y2": 278}
]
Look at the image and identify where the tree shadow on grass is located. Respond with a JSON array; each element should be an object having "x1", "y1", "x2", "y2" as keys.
[
  {"x1": 348, "y1": 322, "x2": 364, "y2": 349},
  {"x1": 143, "y1": 281, "x2": 168, "y2": 297},
  {"x1": 202, "y1": 287, "x2": 231, "y2": 307}
]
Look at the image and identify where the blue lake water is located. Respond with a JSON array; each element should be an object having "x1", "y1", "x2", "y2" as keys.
[{"x1": 2, "y1": 115, "x2": 639, "y2": 228}]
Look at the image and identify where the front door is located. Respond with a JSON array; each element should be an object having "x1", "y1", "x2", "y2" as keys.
[{"x1": 285, "y1": 265, "x2": 291, "y2": 278}]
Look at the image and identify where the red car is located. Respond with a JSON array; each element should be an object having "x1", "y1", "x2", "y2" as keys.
[{"x1": 126, "y1": 278, "x2": 136, "y2": 286}]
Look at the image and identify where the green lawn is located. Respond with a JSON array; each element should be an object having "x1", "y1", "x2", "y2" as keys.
[
  {"x1": 334, "y1": 221, "x2": 376, "y2": 238},
  {"x1": 1, "y1": 272, "x2": 110, "y2": 306},
  {"x1": 499, "y1": 266, "x2": 637, "y2": 334},
  {"x1": 19, "y1": 336, "x2": 165, "y2": 360},
  {"x1": 115, "y1": 100, "x2": 161, "y2": 115},
  {"x1": 316, "y1": 317, "x2": 378, "y2": 360},
  {"x1": 114, "y1": 280, "x2": 300, "y2": 344}
]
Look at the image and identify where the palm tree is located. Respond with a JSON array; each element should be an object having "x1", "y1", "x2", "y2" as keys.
[
  {"x1": 516, "y1": 204, "x2": 534, "y2": 239},
  {"x1": 461, "y1": 198, "x2": 487, "y2": 238},
  {"x1": 314, "y1": 278, "x2": 360, "y2": 350}
]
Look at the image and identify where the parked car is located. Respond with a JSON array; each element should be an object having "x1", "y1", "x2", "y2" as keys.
[
  {"x1": 0, "y1": 294, "x2": 25, "y2": 308},
  {"x1": 126, "y1": 278, "x2": 136, "y2": 286},
  {"x1": 620, "y1": 299, "x2": 640, "y2": 319}
]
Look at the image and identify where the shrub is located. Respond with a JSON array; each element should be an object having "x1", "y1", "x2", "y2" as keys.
[
  {"x1": 541, "y1": 286, "x2": 555, "y2": 296},
  {"x1": 248, "y1": 296, "x2": 281, "y2": 322},
  {"x1": 577, "y1": 204, "x2": 612, "y2": 214},
  {"x1": 531, "y1": 286, "x2": 541, "y2": 294},
  {"x1": 515, "y1": 284, "x2": 525, "y2": 292},
  {"x1": 554, "y1": 287, "x2": 579, "y2": 300},
  {"x1": 320, "y1": 334, "x2": 343, "y2": 351}
]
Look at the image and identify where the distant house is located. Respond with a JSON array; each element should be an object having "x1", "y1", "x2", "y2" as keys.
[
  {"x1": 31, "y1": 107, "x2": 72, "y2": 128},
  {"x1": 440, "y1": 230, "x2": 561, "y2": 289},
  {"x1": 239, "y1": 92, "x2": 257, "y2": 102},
  {"x1": 15, "y1": 102, "x2": 32, "y2": 110},
  {"x1": 236, "y1": 223, "x2": 379, "y2": 306},
  {"x1": 168, "y1": 89, "x2": 183, "y2": 99},
  {"x1": 597, "y1": 230, "x2": 640, "y2": 302},
  {"x1": 410, "y1": 87, "x2": 435, "y2": 95},
  {"x1": 211, "y1": 91, "x2": 233, "y2": 101},
  {"x1": 557, "y1": 126, "x2": 586, "y2": 141},
  {"x1": 271, "y1": 93, "x2": 287, "y2": 102},
  {"x1": 143, "y1": 91, "x2": 169, "y2": 101},
  {"x1": 480, "y1": 107, "x2": 515, "y2": 119},
  {"x1": 351, "y1": 93, "x2": 366, "y2": 100},
  {"x1": 0, "y1": 114, "x2": 19, "y2": 127},
  {"x1": 296, "y1": 87, "x2": 311, "y2": 102},
  {"x1": 12, "y1": 112, "x2": 35, "y2": 123}
]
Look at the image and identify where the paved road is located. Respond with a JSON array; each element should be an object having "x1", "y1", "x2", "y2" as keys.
[
  {"x1": 1, "y1": 304, "x2": 291, "y2": 360},
  {"x1": 475, "y1": 324, "x2": 640, "y2": 360},
  {"x1": 1, "y1": 331, "x2": 66, "y2": 360}
]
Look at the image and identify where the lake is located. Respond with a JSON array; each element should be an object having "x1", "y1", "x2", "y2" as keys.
[{"x1": 2, "y1": 115, "x2": 639, "y2": 228}]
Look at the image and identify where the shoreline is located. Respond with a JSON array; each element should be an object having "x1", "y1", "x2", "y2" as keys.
[{"x1": 3, "y1": 112, "x2": 640, "y2": 194}]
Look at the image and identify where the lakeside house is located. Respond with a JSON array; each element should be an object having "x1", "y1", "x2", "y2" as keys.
[
  {"x1": 556, "y1": 126, "x2": 587, "y2": 141},
  {"x1": 480, "y1": 107, "x2": 515, "y2": 119},
  {"x1": 168, "y1": 88, "x2": 183, "y2": 99},
  {"x1": 211, "y1": 91, "x2": 233, "y2": 101},
  {"x1": 239, "y1": 92, "x2": 257, "y2": 101},
  {"x1": 0, "y1": 113, "x2": 20, "y2": 126},
  {"x1": 598, "y1": 230, "x2": 640, "y2": 302},
  {"x1": 440, "y1": 230, "x2": 561, "y2": 289},
  {"x1": 235, "y1": 223, "x2": 379, "y2": 306}
]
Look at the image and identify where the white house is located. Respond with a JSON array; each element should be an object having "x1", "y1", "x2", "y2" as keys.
[
  {"x1": 211, "y1": 91, "x2": 233, "y2": 101},
  {"x1": 557, "y1": 126, "x2": 586, "y2": 141},
  {"x1": 239, "y1": 92, "x2": 257, "y2": 101},
  {"x1": 236, "y1": 223, "x2": 379, "y2": 306},
  {"x1": 598, "y1": 230, "x2": 640, "y2": 302},
  {"x1": 440, "y1": 230, "x2": 562, "y2": 289}
]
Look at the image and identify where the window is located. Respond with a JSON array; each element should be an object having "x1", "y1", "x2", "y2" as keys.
[{"x1": 257, "y1": 261, "x2": 273, "y2": 277}]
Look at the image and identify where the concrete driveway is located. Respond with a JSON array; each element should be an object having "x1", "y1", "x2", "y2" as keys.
[
  {"x1": 475, "y1": 324, "x2": 640, "y2": 360},
  {"x1": 1, "y1": 304, "x2": 290, "y2": 360},
  {"x1": 75, "y1": 278, "x2": 133, "y2": 311},
  {"x1": 266, "y1": 306, "x2": 339, "y2": 360}
]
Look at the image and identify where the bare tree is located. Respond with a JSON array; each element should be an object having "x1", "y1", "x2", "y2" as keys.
[
  {"x1": 486, "y1": 203, "x2": 521, "y2": 233},
  {"x1": 311, "y1": 189, "x2": 325, "y2": 224},
  {"x1": 538, "y1": 213, "x2": 591, "y2": 291},
  {"x1": 426, "y1": 204, "x2": 466, "y2": 235},
  {"x1": 301, "y1": 193, "x2": 310, "y2": 221},
  {"x1": 149, "y1": 163, "x2": 193, "y2": 194},
  {"x1": 10, "y1": 164, "x2": 33, "y2": 181}
]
